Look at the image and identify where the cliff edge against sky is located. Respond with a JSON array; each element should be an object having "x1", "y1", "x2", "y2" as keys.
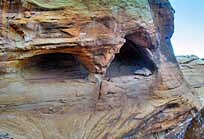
[{"x1": 0, "y1": 0, "x2": 202, "y2": 138}]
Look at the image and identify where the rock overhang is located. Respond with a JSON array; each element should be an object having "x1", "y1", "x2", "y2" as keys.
[
  {"x1": 0, "y1": 0, "x2": 158, "y2": 74},
  {"x1": 0, "y1": 0, "x2": 202, "y2": 138}
]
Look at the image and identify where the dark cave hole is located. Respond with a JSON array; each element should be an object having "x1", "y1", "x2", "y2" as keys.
[
  {"x1": 106, "y1": 39, "x2": 157, "y2": 78},
  {"x1": 21, "y1": 53, "x2": 88, "y2": 80}
]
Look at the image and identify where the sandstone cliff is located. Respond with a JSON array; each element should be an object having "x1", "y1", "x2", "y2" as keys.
[
  {"x1": 0, "y1": 0, "x2": 202, "y2": 138},
  {"x1": 177, "y1": 55, "x2": 204, "y2": 106},
  {"x1": 164, "y1": 56, "x2": 204, "y2": 139}
]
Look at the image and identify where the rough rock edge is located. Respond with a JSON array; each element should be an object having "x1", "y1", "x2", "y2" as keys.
[{"x1": 0, "y1": 0, "x2": 202, "y2": 138}]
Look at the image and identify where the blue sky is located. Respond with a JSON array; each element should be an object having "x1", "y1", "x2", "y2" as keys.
[{"x1": 169, "y1": 0, "x2": 204, "y2": 58}]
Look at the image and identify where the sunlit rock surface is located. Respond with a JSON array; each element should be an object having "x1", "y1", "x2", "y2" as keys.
[
  {"x1": 177, "y1": 55, "x2": 204, "y2": 106},
  {"x1": 0, "y1": 0, "x2": 202, "y2": 138},
  {"x1": 183, "y1": 61, "x2": 204, "y2": 139},
  {"x1": 161, "y1": 56, "x2": 204, "y2": 139}
]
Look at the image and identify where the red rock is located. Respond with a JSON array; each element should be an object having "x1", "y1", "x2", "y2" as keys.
[{"x1": 0, "y1": 0, "x2": 202, "y2": 138}]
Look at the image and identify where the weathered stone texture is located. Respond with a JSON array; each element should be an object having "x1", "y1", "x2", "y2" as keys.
[{"x1": 0, "y1": 0, "x2": 202, "y2": 138}]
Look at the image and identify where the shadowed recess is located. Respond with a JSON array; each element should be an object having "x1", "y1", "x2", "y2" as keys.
[
  {"x1": 20, "y1": 53, "x2": 88, "y2": 80},
  {"x1": 106, "y1": 38, "x2": 157, "y2": 77}
]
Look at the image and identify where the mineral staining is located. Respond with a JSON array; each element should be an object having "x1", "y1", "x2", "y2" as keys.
[{"x1": 0, "y1": 0, "x2": 202, "y2": 138}]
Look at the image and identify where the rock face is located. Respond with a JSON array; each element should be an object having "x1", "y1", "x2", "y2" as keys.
[
  {"x1": 163, "y1": 56, "x2": 204, "y2": 139},
  {"x1": 177, "y1": 55, "x2": 204, "y2": 106},
  {"x1": 0, "y1": 0, "x2": 202, "y2": 138}
]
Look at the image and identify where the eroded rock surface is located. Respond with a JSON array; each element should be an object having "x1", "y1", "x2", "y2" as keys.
[
  {"x1": 0, "y1": 1, "x2": 202, "y2": 138},
  {"x1": 161, "y1": 56, "x2": 204, "y2": 139},
  {"x1": 177, "y1": 55, "x2": 204, "y2": 106}
]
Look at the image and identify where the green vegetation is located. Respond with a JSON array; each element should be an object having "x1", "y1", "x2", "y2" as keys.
[
  {"x1": 27, "y1": 0, "x2": 148, "y2": 11},
  {"x1": 27, "y1": 0, "x2": 84, "y2": 9},
  {"x1": 26, "y1": 0, "x2": 152, "y2": 21}
]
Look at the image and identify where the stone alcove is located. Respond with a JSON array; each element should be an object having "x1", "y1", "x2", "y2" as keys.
[
  {"x1": 106, "y1": 33, "x2": 157, "y2": 78},
  {"x1": 0, "y1": 0, "x2": 202, "y2": 138},
  {"x1": 19, "y1": 52, "x2": 89, "y2": 80}
]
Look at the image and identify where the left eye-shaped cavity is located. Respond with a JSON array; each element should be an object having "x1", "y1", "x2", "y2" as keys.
[{"x1": 19, "y1": 52, "x2": 89, "y2": 80}]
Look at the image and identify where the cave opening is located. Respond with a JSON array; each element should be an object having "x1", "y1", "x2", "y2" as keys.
[
  {"x1": 106, "y1": 38, "x2": 157, "y2": 78},
  {"x1": 21, "y1": 53, "x2": 88, "y2": 80}
]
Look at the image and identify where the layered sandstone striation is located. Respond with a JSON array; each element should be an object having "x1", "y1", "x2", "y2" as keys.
[
  {"x1": 0, "y1": 0, "x2": 157, "y2": 74},
  {"x1": 163, "y1": 56, "x2": 204, "y2": 139},
  {"x1": 0, "y1": 0, "x2": 202, "y2": 138},
  {"x1": 177, "y1": 55, "x2": 204, "y2": 105}
]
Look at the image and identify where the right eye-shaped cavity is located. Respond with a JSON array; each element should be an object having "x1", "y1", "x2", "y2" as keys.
[{"x1": 106, "y1": 32, "x2": 157, "y2": 78}]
